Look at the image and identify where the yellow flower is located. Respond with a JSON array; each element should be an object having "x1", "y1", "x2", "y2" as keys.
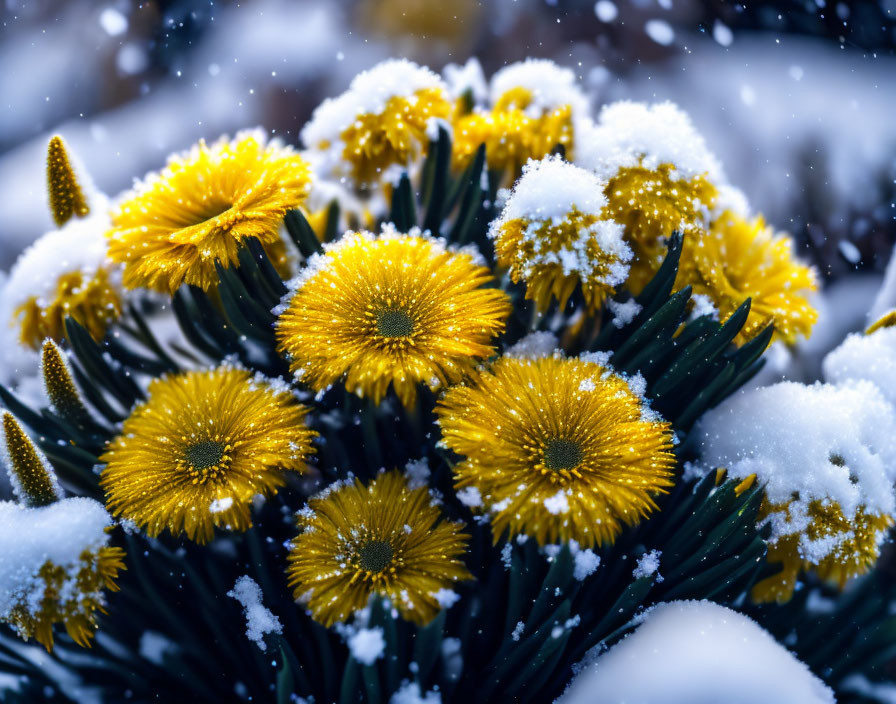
[
  {"x1": 676, "y1": 210, "x2": 818, "y2": 344},
  {"x1": 577, "y1": 102, "x2": 726, "y2": 292},
  {"x1": 5, "y1": 539, "x2": 125, "y2": 651},
  {"x1": 302, "y1": 60, "x2": 453, "y2": 186},
  {"x1": 107, "y1": 130, "x2": 311, "y2": 294},
  {"x1": 436, "y1": 355, "x2": 675, "y2": 546},
  {"x1": 286, "y1": 470, "x2": 471, "y2": 626},
  {"x1": 452, "y1": 60, "x2": 588, "y2": 176},
  {"x1": 490, "y1": 157, "x2": 630, "y2": 312},
  {"x1": 603, "y1": 162, "x2": 718, "y2": 292},
  {"x1": 275, "y1": 228, "x2": 511, "y2": 408},
  {"x1": 752, "y1": 499, "x2": 892, "y2": 603},
  {"x1": 452, "y1": 104, "x2": 574, "y2": 176},
  {"x1": 100, "y1": 367, "x2": 316, "y2": 543},
  {"x1": 13, "y1": 267, "x2": 121, "y2": 348}
]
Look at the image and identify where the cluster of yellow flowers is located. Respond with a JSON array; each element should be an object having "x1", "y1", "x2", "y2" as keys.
[{"x1": 0, "y1": 56, "x2": 851, "y2": 649}]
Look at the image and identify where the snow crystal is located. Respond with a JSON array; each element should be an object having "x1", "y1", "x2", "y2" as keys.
[
  {"x1": 456, "y1": 486, "x2": 483, "y2": 508},
  {"x1": 578, "y1": 350, "x2": 613, "y2": 367},
  {"x1": 301, "y1": 59, "x2": 446, "y2": 150},
  {"x1": 501, "y1": 543, "x2": 513, "y2": 569},
  {"x1": 0, "y1": 497, "x2": 112, "y2": 617},
  {"x1": 390, "y1": 681, "x2": 441, "y2": 704},
  {"x1": 544, "y1": 491, "x2": 570, "y2": 515},
  {"x1": 594, "y1": 1, "x2": 618, "y2": 23},
  {"x1": 695, "y1": 381, "x2": 896, "y2": 562},
  {"x1": 490, "y1": 59, "x2": 590, "y2": 123},
  {"x1": 209, "y1": 497, "x2": 233, "y2": 514},
  {"x1": 504, "y1": 332, "x2": 559, "y2": 361},
  {"x1": 607, "y1": 298, "x2": 641, "y2": 328},
  {"x1": 645, "y1": 19, "x2": 675, "y2": 46},
  {"x1": 511, "y1": 621, "x2": 526, "y2": 641},
  {"x1": 576, "y1": 101, "x2": 724, "y2": 184},
  {"x1": 99, "y1": 8, "x2": 128, "y2": 36},
  {"x1": 349, "y1": 627, "x2": 385, "y2": 666},
  {"x1": 227, "y1": 575, "x2": 282, "y2": 652},
  {"x1": 573, "y1": 549, "x2": 601, "y2": 581},
  {"x1": 632, "y1": 550, "x2": 663, "y2": 581},
  {"x1": 824, "y1": 326, "x2": 896, "y2": 408},
  {"x1": 433, "y1": 589, "x2": 461, "y2": 609},
  {"x1": 404, "y1": 458, "x2": 431, "y2": 490},
  {"x1": 712, "y1": 21, "x2": 734, "y2": 47},
  {"x1": 559, "y1": 601, "x2": 834, "y2": 704}
]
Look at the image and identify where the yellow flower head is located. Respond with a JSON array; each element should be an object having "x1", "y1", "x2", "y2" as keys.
[
  {"x1": 436, "y1": 354, "x2": 676, "y2": 546},
  {"x1": 490, "y1": 157, "x2": 631, "y2": 312},
  {"x1": 302, "y1": 60, "x2": 453, "y2": 186},
  {"x1": 677, "y1": 210, "x2": 818, "y2": 345},
  {"x1": 577, "y1": 101, "x2": 724, "y2": 292},
  {"x1": 452, "y1": 59, "x2": 589, "y2": 176},
  {"x1": 752, "y1": 499, "x2": 892, "y2": 603},
  {"x1": 275, "y1": 227, "x2": 511, "y2": 408},
  {"x1": 695, "y1": 380, "x2": 896, "y2": 603},
  {"x1": 3, "y1": 201, "x2": 121, "y2": 349},
  {"x1": 100, "y1": 367, "x2": 316, "y2": 543},
  {"x1": 0, "y1": 498, "x2": 125, "y2": 651},
  {"x1": 107, "y1": 130, "x2": 311, "y2": 294},
  {"x1": 287, "y1": 469, "x2": 471, "y2": 626}
]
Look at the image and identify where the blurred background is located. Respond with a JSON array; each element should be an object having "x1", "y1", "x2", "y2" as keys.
[{"x1": 1, "y1": 0, "x2": 894, "y2": 284}]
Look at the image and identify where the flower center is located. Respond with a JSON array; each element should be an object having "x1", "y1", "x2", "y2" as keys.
[
  {"x1": 185, "y1": 440, "x2": 225, "y2": 469},
  {"x1": 359, "y1": 540, "x2": 394, "y2": 573},
  {"x1": 180, "y1": 439, "x2": 232, "y2": 484},
  {"x1": 543, "y1": 438, "x2": 583, "y2": 471},
  {"x1": 376, "y1": 309, "x2": 414, "y2": 338}
]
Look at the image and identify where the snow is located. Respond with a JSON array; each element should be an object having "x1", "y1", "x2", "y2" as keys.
[
  {"x1": 404, "y1": 458, "x2": 431, "y2": 490},
  {"x1": 209, "y1": 497, "x2": 234, "y2": 514},
  {"x1": 559, "y1": 600, "x2": 835, "y2": 704},
  {"x1": 441, "y1": 636, "x2": 463, "y2": 681},
  {"x1": 490, "y1": 59, "x2": 591, "y2": 122},
  {"x1": 0, "y1": 497, "x2": 113, "y2": 617},
  {"x1": 645, "y1": 20, "x2": 675, "y2": 47},
  {"x1": 694, "y1": 381, "x2": 896, "y2": 562},
  {"x1": 576, "y1": 101, "x2": 724, "y2": 185},
  {"x1": 348, "y1": 626, "x2": 385, "y2": 666},
  {"x1": 495, "y1": 156, "x2": 608, "y2": 224},
  {"x1": 1, "y1": 197, "x2": 112, "y2": 312},
  {"x1": 390, "y1": 680, "x2": 441, "y2": 704},
  {"x1": 504, "y1": 332, "x2": 560, "y2": 361},
  {"x1": 226, "y1": 575, "x2": 283, "y2": 652},
  {"x1": 823, "y1": 327, "x2": 896, "y2": 408},
  {"x1": 138, "y1": 631, "x2": 176, "y2": 665},
  {"x1": 594, "y1": 1, "x2": 618, "y2": 23},
  {"x1": 841, "y1": 675, "x2": 896, "y2": 704},
  {"x1": 632, "y1": 550, "x2": 663, "y2": 581},
  {"x1": 573, "y1": 548, "x2": 601, "y2": 581},
  {"x1": 456, "y1": 486, "x2": 483, "y2": 508},
  {"x1": 511, "y1": 621, "x2": 526, "y2": 641},
  {"x1": 490, "y1": 157, "x2": 631, "y2": 286},
  {"x1": 607, "y1": 298, "x2": 641, "y2": 328},
  {"x1": 544, "y1": 491, "x2": 570, "y2": 515},
  {"x1": 442, "y1": 58, "x2": 488, "y2": 104},
  {"x1": 98, "y1": 8, "x2": 128, "y2": 37},
  {"x1": 433, "y1": 589, "x2": 461, "y2": 609}
]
